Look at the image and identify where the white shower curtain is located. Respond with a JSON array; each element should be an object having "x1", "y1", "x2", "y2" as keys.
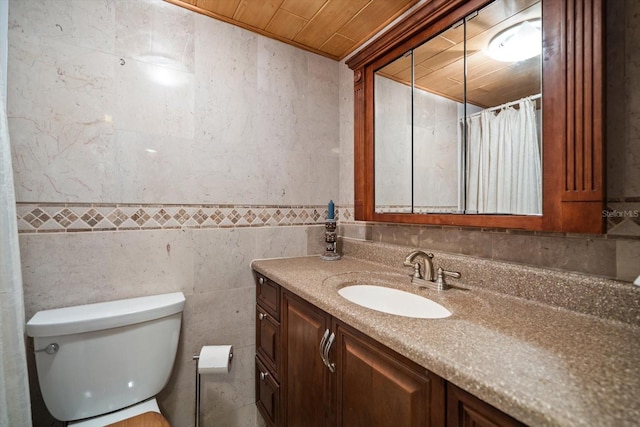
[
  {"x1": 0, "y1": 63, "x2": 33, "y2": 425},
  {"x1": 465, "y1": 98, "x2": 542, "y2": 215}
]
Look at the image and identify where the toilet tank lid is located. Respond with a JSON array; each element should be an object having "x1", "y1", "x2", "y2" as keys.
[{"x1": 26, "y1": 292, "x2": 185, "y2": 338}]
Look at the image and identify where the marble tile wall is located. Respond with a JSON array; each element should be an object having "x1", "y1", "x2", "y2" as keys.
[
  {"x1": 412, "y1": 86, "x2": 459, "y2": 211},
  {"x1": 374, "y1": 77, "x2": 459, "y2": 213},
  {"x1": 605, "y1": 0, "x2": 640, "y2": 237},
  {"x1": 337, "y1": 63, "x2": 354, "y2": 210},
  {"x1": 8, "y1": 0, "x2": 340, "y2": 426},
  {"x1": 8, "y1": 0, "x2": 339, "y2": 206}
]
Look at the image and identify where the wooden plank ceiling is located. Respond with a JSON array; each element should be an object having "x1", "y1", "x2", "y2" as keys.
[{"x1": 165, "y1": 0, "x2": 420, "y2": 61}]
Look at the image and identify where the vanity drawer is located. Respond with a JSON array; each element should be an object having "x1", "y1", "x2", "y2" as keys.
[
  {"x1": 256, "y1": 273, "x2": 280, "y2": 320},
  {"x1": 256, "y1": 305, "x2": 280, "y2": 374},
  {"x1": 256, "y1": 356, "x2": 280, "y2": 427}
]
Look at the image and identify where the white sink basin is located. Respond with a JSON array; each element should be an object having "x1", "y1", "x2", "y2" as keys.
[{"x1": 338, "y1": 285, "x2": 451, "y2": 319}]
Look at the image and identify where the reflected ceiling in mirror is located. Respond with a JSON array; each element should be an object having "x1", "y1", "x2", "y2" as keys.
[
  {"x1": 374, "y1": 0, "x2": 542, "y2": 216},
  {"x1": 376, "y1": 0, "x2": 541, "y2": 107}
]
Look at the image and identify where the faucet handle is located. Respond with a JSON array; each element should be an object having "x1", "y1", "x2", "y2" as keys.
[
  {"x1": 409, "y1": 262, "x2": 421, "y2": 279},
  {"x1": 435, "y1": 267, "x2": 461, "y2": 290}
]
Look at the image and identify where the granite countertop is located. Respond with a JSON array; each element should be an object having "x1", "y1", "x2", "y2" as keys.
[{"x1": 251, "y1": 255, "x2": 640, "y2": 427}]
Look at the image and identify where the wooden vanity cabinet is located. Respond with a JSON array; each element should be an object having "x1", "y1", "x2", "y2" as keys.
[
  {"x1": 255, "y1": 273, "x2": 526, "y2": 427},
  {"x1": 280, "y1": 288, "x2": 445, "y2": 427}
]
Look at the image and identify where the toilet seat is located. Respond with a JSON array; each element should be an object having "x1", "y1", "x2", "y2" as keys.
[
  {"x1": 106, "y1": 412, "x2": 170, "y2": 427},
  {"x1": 69, "y1": 399, "x2": 167, "y2": 427}
]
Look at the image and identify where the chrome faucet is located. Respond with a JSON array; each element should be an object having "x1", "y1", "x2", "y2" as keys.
[
  {"x1": 403, "y1": 250, "x2": 434, "y2": 282},
  {"x1": 403, "y1": 250, "x2": 460, "y2": 291}
]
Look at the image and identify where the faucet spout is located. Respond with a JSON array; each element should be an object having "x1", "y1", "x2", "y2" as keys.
[{"x1": 403, "y1": 250, "x2": 434, "y2": 281}]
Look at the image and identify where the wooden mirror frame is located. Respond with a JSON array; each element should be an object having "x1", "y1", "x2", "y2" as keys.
[{"x1": 346, "y1": 0, "x2": 604, "y2": 234}]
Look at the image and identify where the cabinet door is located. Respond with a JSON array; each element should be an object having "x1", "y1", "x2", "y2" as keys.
[
  {"x1": 333, "y1": 321, "x2": 446, "y2": 427},
  {"x1": 282, "y1": 290, "x2": 332, "y2": 427},
  {"x1": 447, "y1": 383, "x2": 526, "y2": 427}
]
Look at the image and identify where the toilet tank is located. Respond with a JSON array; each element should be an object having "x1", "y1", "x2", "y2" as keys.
[{"x1": 26, "y1": 292, "x2": 185, "y2": 422}]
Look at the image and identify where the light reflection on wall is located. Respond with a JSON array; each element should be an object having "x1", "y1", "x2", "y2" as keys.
[{"x1": 137, "y1": 54, "x2": 189, "y2": 87}]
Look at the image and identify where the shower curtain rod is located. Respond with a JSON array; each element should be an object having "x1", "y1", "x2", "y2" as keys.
[{"x1": 465, "y1": 93, "x2": 541, "y2": 119}]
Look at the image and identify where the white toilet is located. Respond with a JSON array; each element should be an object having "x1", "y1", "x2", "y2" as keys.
[{"x1": 26, "y1": 292, "x2": 185, "y2": 426}]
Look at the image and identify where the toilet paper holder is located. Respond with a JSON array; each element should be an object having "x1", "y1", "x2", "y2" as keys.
[{"x1": 193, "y1": 346, "x2": 233, "y2": 427}]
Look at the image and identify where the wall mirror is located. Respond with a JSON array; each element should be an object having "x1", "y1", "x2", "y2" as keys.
[
  {"x1": 374, "y1": 0, "x2": 542, "y2": 216},
  {"x1": 347, "y1": 0, "x2": 604, "y2": 233}
]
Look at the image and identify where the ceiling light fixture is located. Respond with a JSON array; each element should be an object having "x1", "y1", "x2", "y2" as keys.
[{"x1": 486, "y1": 19, "x2": 542, "y2": 62}]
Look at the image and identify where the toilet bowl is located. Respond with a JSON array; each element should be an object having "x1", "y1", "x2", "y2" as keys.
[{"x1": 26, "y1": 292, "x2": 185, "y2": 426}]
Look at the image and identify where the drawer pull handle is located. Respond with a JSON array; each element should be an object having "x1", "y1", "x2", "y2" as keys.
[
  {"x1": 258, "y1": 277, "x2": 265, "y2": 284},
  {"x1": 319, "y1": 329, "x2": 330, "y2": 367},
  {"x1": 260, "y1": 371, "x2": 269, "y2": 380},
  {"x1": 323, "y1": 332, "x2": 336, "y2": 373},
  {"x1": 258, "y1": 312, "x2": 268, "y2": 321}
]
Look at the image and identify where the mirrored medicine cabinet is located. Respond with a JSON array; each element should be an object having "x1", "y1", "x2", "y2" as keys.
[{"x1": 346, "y1": 0, "x2": 605, "y2": 234}]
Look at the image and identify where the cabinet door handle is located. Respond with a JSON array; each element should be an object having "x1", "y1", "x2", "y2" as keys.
[
  {"x1": 319, "y1": 329, "x2": 330, "y2": 367},
  {"x1": 323, "y1": 332, "x2": 336, "y2": 373},
  {"x1": 258, "y1": 277, "x2": 265, "y2": 284},
  {"x1": 258, "y1": 312, "x2": 268, "y2": 321},
  {"x1": 259, "y1": 371, "x2": 269, "y2": 380}
]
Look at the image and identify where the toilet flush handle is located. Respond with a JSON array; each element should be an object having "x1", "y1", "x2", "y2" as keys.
[{"x1": 34, "y1": 343, "x2": 59, "y2": 355}]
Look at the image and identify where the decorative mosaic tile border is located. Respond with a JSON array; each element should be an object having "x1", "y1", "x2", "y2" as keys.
[
  {"x1": 20, "y1": 201, "x2": 636, "y2": 237},
  {"x1": 16, "y1": 203, "x2": 356, "y2": 234}
]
